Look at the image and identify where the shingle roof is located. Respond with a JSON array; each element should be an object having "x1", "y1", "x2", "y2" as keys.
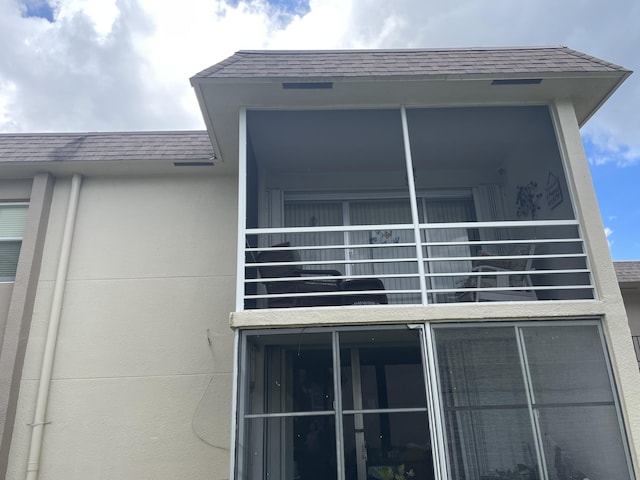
[
  {"x1": 0, "y1": 131, "x2": 213, "y2": 163},
  {"x1": 615, "y1": 261, "x2": 640, "y2": 284},
  {"x1": 193, "y1": 46, "x2": 629, "y2": 80}
]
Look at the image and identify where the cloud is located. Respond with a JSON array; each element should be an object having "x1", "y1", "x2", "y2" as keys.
[
  {"x1": 605, "y1": 226, "x2": 614, "y2": 248},
  {"x1": 0, "y1": 0, "x2": 638, "y2": 148}
]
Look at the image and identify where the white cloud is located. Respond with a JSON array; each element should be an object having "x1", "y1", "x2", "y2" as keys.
[
  {"x1": 605, "y1": 226, "x2": 614, "y2": 249},
  {"x1": 0, "y1": 0, "x2": 638, "y2": 152}
]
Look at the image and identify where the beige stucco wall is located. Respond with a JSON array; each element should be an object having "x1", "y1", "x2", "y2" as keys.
[
  {"x1": 7, "y1": 174, "x2": 238, "y2": 480},
  {"x1": 0, "y1": 284, "x2": 13, "y2": 339}
]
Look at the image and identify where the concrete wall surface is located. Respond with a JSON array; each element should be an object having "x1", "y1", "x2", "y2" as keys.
[{"x1": 7, "y1": 174, "x2": 238, "y2": 480}]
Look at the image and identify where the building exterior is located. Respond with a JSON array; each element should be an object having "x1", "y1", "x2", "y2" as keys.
[
  {"x1": 617, "y1": 261, "x2": 640, "y2": 368},
  {"x1": 0, "y1": 47, "x2": 638, "y2": 480}
]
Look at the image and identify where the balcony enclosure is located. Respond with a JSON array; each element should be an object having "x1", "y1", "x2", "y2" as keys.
[{"x1": 242, "y1": 105, "x2": 593, "y2": 309}]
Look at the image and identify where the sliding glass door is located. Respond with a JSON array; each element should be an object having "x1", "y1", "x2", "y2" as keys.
[
  {"x1": 236, "y1": 322, "x2": 634, "y2": 480},
  {"x1": 237, "y1": 327, "x2": 435, "y2": 480}
]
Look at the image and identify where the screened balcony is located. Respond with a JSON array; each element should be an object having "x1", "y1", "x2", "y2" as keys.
[{"x1": 240, "y1": 106, "x2": 594, "y2": 310}]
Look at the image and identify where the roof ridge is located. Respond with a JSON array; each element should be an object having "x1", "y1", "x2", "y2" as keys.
[{"x1": 235, "y1": 46, "x2": 567, "y2": 55}]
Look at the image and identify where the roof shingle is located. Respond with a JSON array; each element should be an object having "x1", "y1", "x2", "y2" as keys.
[
  {"x1": 615, "y1": 261, "x2": 640, "y2": 284},
  {"x1": 193, "y1": 46, "x2": 629, "y2": 80},
  {"x1": 0, "y1": 131, "x2": 213, "y2": 163}
]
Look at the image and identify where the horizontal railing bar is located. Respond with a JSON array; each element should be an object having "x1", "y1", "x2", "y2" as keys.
[
  {"x1": 248, "y1": 257, "x2": 419, "y2": 268},
  {"x1": 248, "y1": 252, "x2": 587, "y2": 269},
  {"x1": 247, "y1": 283, "x2": 594, "y2": 300},
  {"x1": 421, "y1": 238, "x2": 583, "y2": 247},
  {"x1": 423, "y1": 253, "x2": 586, "y2": 263},
  {"x1": 0, "y1": 238, "x2": 22, "y2": 242},
  {"x1": 244, "y1": 411, "x2": 335, "y2": 419},
  {"x1": 245, "y1": 273, "x2": 421, "y2": 283},
  {"x1": 429, "y1": 284, "x2": 594, "y2": 294},
  {"x1": 246, "y1": 289, "x2": 420, "y2": 300},
  {"x1": 247, "y1": 238, "x2": 584, "y2": 252},
  {"x1": 246, "y1": 219, "x2": 580, "y2": 235},
  {"x1": 420, "y1": 219, "x2": 579, "y2": 229},
  {"x1": 246, "y1": 242, "x2": 417, "y2": 252},
  {"x1": 248, "y1": 224, "x2": 414, "y2": 234},
  {"x1": 342, "y1": 407, "x2": 428, "y2": 415},
  {"x1": 424, "y1": 268, "x2": 591, "y2": 278},
  {"x1": 245, "y1": 269, "x2": 591, "y2": 284}
]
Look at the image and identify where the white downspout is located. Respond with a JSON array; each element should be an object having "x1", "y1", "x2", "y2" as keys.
[{"x1": 25, "y1": 174, "x2": 82, "y2": 480}]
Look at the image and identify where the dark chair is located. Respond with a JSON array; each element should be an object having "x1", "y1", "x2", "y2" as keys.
[
  {"x1": 255, "y1": 243, "x2": 343, "y2": 308},
  {"x1": 255, "y1": 243, "x2": 388, "y2": 308}
]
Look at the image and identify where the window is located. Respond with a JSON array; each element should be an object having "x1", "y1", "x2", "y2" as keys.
[
  {"x1": 235, "y1": 322, "x2": 634, "y2": 480},
  {"x1": 282, "y1": 194, "x2": 477, "y2": 304},
  {"x1": 0, "y1": 203, "x2": 28, "y2": 282}
]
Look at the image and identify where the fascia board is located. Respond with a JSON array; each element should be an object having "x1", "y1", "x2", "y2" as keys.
[
  {"x1": 193, "y1": 83, "x2": 225, "y2": 163},
  {"x1": 578, "y1": 69, "x2": 633, "y2": 127}
]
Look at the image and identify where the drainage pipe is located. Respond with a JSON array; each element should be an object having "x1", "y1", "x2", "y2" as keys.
[{"x1": 25, "y1": 174, "x2": 82, "y2": 480}]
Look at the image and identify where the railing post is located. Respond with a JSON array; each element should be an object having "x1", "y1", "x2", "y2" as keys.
[
  {"x1": 400, "y1": 106, "x2": 429, "y2": 305},
  {"x1": 236, "y1": 108, "x2": 247, "y2": 312}
]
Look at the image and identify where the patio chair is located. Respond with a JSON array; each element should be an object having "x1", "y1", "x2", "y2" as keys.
[
  {"x1": 470, "y1": 244, "x2": 537, "y2": 302},
  {"x1": 256, "y1": 242, "x2": 387, "y2": 308}
]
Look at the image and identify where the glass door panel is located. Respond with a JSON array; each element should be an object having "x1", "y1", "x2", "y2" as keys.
[
  {"x1": 244, "y1": 416, "x2": 338, "y2": 480},
  {"x1": 521, "y1": 325, "x2": 632, "y2": 480},
  {"x1": 339, "y1": 329, "x2": 434, "y2": 480},
  {"x1": 240, "y1": 332, "x2": 335, "y2": 480},
  {"x1": 434, "y1": 327, "x2": 541, "y2": 480},
  {"x1": 343, "y1": 412, "x2": 433, "y2": 480}
]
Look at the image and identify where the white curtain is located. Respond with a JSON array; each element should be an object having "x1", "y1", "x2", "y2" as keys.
[
  {"x1": 472, "y1": 184, "x2": 509, "y2": 254},
  {"x1": 350, "y1": 199, "x2": 419, "y2": 304},
  {"x1": 423, "y1": 199, "x2": 475, "y2": 303},
  {"x1": 284, "y1": 200, "x2": 345, "y2": 269}
]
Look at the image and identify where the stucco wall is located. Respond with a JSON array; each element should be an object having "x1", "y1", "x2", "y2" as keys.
[
  {"x1": 7, "y1": 174, "x2": 238, "y2": 480},
  {"x1": 0, "y1": 284, "x2": 13, "y2": 340}
]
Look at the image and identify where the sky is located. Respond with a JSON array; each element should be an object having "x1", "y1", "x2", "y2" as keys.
[{"x1": 0, "y1": 0, "x2": 638, "y2": 260}]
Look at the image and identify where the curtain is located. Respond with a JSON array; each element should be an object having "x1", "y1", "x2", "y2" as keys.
[
  {"x1": 472, "y1": 184, "x2": 509, "y2": 255},
  {"x1": 435, "y1": 327, "x2": 538, "y2": 480},
  {"x1": 284, "y1": 200, "x2": 345, "y2": 269},
  {"x1": 423, "y1": 199, "x2": 475, "y2": 303},
  {"x1": 350, "y1": 199, "x2": 418, "y2": 304}
]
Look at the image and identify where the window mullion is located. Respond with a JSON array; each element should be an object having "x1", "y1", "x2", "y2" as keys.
[
  {"x1": 422, "y1": 323, "x2": 450, "y2": 480},
  {"x1": 234, "y1": 332, "x2": 249, "y2": 480},
  {"x1": 332, "y1": 331, "x2": 346, "y2": 480},
  {"x1": 515, "y1": 326, "x2": 550, "y2": 480}
]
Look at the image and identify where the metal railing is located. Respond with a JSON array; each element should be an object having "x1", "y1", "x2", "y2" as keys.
[{"x1": 242, "y1": 219, "x2": 594, "y2": 310}]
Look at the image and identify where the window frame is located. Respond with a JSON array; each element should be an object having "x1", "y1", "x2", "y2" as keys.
[{"x1": 0, "y1": 202, "x2": 30, "y2": 282}]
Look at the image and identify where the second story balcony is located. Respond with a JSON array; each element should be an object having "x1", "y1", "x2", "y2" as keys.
[{"x1": 239, "y1": 105, "x2": 595, "y2": 310}]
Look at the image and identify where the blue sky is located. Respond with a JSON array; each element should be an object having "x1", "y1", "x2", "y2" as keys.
[
  {"x1": 1, "y1": 0, "x2": 639, "y2": 260},
  {"x1": 587, "y1": 141, "x2": 640, "y2": 259},
  {"x1": 19, "y1": 0, "x2": 54, "y2": 21}
]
